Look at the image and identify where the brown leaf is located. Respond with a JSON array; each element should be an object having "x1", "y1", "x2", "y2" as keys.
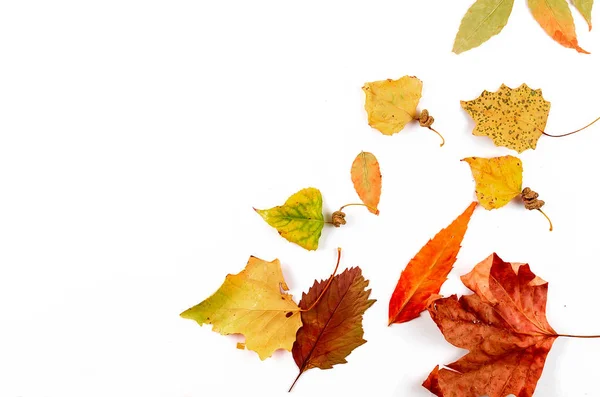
[
  {"x1": 423, "y1": 253, "x2": 558, "y2": 397},
  {"x1": 290, "y1": 267, "x2": 376, "y2": 391}
]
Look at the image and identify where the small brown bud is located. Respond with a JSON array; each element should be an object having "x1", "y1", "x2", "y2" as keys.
[
  {"x1": 418, "y1": 109, "x2": 435, "y2": 128},
  {"x1": 331, "y1": 211, "x2": 346, "y2": 227},
  {"x1": 521, "y1": 187, "x2": 545, "y2": 210}
]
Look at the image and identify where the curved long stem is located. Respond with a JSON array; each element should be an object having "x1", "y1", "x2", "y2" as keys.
[
  {"x1": 299, "y1": 247, "x2": 341, "y2": 313},
  {"x1": 428, "y1": 126, "x2": 445, "y2": 147},
  {"x1": 538, "y1": 209, "x2": 553, "y2": 232},
  {"x1": 339, "y1": 203, "x2": 379, "y2": 215},
  {"x1": 541, "y1": 116, "x2": 600, "y2": 138}
]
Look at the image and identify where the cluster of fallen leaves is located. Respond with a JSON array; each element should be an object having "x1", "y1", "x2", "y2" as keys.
[
  {"x1": 183, "y1": 74, "x2": 599, "y2": 395},
  {"x1": 454, "y1": 0, "x2": 593, "y2": 54},
  {"x1": 255, "y1": 151, "x2": 382, "y2": 250},
  {"x1": 182, "y1": 152, "x2": 383, "y2": 391},
  {"x1": 388, "y1": 202, "x2": 598, "y2": 396},
  {"x1": 181, "y1": 250, "x2": 375, "y2": 391}
]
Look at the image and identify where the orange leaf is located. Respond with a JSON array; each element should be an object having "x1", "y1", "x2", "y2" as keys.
[
  {"x1": 423, "y1": 253, "x2": 558, "y2": 397},
  {"x1": 388, "y1": 201, "x2": 477, "y2": 325},
  {"x1": 351, "y1": 151, "x2": 381, "y2": 214},
  {"x1": 290, "y1": 267, "x2": 375, "y2": 391},
  {"x1": 527, "y1": 0, "x2": 589, "y2": 53}
]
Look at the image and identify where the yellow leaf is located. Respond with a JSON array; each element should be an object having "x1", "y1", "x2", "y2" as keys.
[
  {"x1": 462, "y1": 156, "x2": 523, "y2": 210},
  {"x1": 461, "y1": 83, "x2": 551, "y2": 153},
  {"x1": 255, "y1": 187, "x2": 324, "y2": 251},
  {"x1": 362, "y1": 76, "x2": 422, "y2": 135},
  {"x1": 351, "y1": 151, "x2": 381, "y2": 214},
  {"x1": 180, "y1": 256, "x2": 302, "y2": 360}
]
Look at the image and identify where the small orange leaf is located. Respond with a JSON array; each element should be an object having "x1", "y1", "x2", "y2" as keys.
[
  {"x1": 388, "y1": 202, "x2": 477, "y2": 325},
  {"x1": 351, "y1": 151, "x2": 381, "y2": 215}
]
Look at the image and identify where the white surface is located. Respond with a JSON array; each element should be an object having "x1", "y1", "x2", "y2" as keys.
[{"x1": 1, "y1": 1, "x2": 599, "y2": 396}]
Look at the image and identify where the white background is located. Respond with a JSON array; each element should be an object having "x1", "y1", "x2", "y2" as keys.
[{"x1": 1, "y1": 1, "x2": 599, "y2": 396}]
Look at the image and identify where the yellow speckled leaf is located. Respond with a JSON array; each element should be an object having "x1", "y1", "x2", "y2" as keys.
[
  {"x1": 180, "y1": 256, "x2": 302, "y2": 360},
  {"x1": 462, "y1": 156, "x2": 523, "y2": 210},
  {"x1": 362, "y1": 76, "x2": 422, "y2": 135},
  {"x1": 255, "y1": 187, "x2": 324, "y2": 251},
  {"x1": 461, "y1": 84, "x2": 551, "y2": 153}
]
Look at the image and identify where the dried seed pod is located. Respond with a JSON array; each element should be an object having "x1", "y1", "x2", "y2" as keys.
[
  {"x1": 331, "y1": 211, "x2": 346, "y2": 227},
  {"x1": 521, "y1": 187, "x2": 552, "y2": 231}
]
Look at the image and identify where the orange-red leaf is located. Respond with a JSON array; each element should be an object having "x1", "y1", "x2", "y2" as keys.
[
  {"x1": 424, "y1": 253, "x2": 558, "y2": 397},
  {"x1": 388, "y1": 202, "x2": 477, "y2": 325},
  {"x1": 290, "y1": 267, "x2": 375, "y2": 391},
  {"x1": 351, "y1": 151, "x2": 381, "y2": 214}
]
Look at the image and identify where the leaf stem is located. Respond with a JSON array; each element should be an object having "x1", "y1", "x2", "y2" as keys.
[
  {"x1": 537, "y1": 209, "x2": 553, "y2": 232},
  {"x1": 428, "y1": 126, "x2": 445, "y2": 147},
  {"x1": 299, "y1": 247, "x2": 342, "y2": 313},
  {"x1": 339, "y1": 203, "x2": 379, "y2": 215},
  {"x1": 288, "y1": 372, "x2": 303, "y2": 392},
  {"x1": 541, "y1": 116, "x2": 600, "y2": 138},
  {"x1": 557, "y1": 334, "x2": 600, "y2": 338}
]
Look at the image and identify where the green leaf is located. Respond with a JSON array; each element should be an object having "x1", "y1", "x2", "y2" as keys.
[
  {"x1": 254, "y1": 187, "x2": 324, "y2": 251},
  {"x1": 573, "y1": 0, "x2": 593, "y2": 30},
  {"x1": 453, "y1": 0, "x2": 515, "y2": 54}
]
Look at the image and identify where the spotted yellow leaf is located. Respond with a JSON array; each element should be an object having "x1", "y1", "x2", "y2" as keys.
[
  {"x1": 462, "y1": 156, "x2": 523, "y2": 210},
  {"x1": 180, "y1": 256, "x2": 302, "y2": 360},
  {"x1": 254, "y1": 187, "x2": 324, "y2": 251},
  {"x1": 461, "y1": 84, "x2": 551, "y2": 153},
  {"x1": 362, "y1": 76, "x2": 422, "y2": 135}
]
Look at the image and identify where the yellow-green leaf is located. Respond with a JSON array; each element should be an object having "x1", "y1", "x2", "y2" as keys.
[
  {"x1": 254, "y1": 187, "x2": 324, "y2": 251},
  {"x1": 528, "y1": 0, "x2": 589, "y2": 53},
  {"x1": 362, "y1": 76, "x2": 422, "y2": 136},
  {"x1": 573, "y1": 0, "x2": 593, "y2": 30},
  {"x1": 453, "y1": 0, "x2": 515, "y2": 54},
  {"x1": 180, "y1": 256, "x2": 302, "y2": 360},
  {"x1": 462, "y1": 156, "x2": 523, "y2": 210},
  {"x1": 461, "y1": 83, "x2": 551, "y2": 153}
]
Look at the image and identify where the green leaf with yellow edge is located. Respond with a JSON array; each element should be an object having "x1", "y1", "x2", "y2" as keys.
[
  {"x1": 462, "y1": 155, "x2": 523, "y2": 210},
  {"x1": 461, "y1": 83, "x2": 551, "y2": 153},
  {"x1": 453, "y1": 0, "x2": 515, "y2": 54},
  {"x1": 573, "y1": 0, "x2": 593, "y2": 30},
  {"x1": 180, "y1": 256, "x2": 302, "y2": 360},
  {"x1": 362, "y1": 76, "x2": 422, "y2": 135},
  {"x1": 254, "y1": 187, "x2": 324, "y2": 251}
]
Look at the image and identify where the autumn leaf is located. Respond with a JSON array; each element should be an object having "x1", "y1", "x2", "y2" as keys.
[
  {"x1": 388, "y1": 202, "x2": 477, "y2": 325},
  {"x1": 290, "y1": 267, "x2": 375, "y2": 391},
  {"x1": 424, "y1": 253, "x2": 558, "y2": 397},
  {"x1": 462, "y1": 156, "x2": 523, "y2": 210},
  {"x1": 254, "y1": 187, "x2": 324, "y2": 251},
  {"x1": 528, "y1": 0, "x2": 589, "y2": 53},
  {"x1": 461, "y1": 254, "x2": 546, "y2": 305},
  {"x1": 453, "y1": 0, "x2": 515, "y2": 54},
  {"x1": 350, "y1": 151, "x2": 381, "y2": 215},
  {"x1": 362, "y1": 76, "x2": 422, "y2": 136},
  {"x1": 573, "y1": 0, "x2": 593, "y2": 30},
  {"x1": 180, "y1": 256, "x2": 302, "y2": 360},
  {"x1": 461, "y1": 83, "x2": 551, "y2": 153}
]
